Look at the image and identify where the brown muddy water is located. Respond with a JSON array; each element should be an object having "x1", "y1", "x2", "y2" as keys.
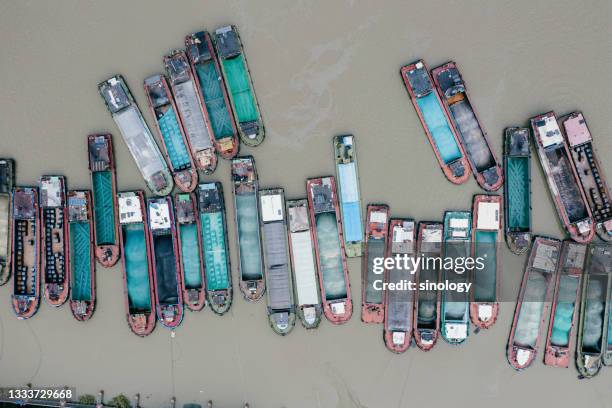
[{"x1": 1, "y1": 1, "x2": 612, "y2": 407}]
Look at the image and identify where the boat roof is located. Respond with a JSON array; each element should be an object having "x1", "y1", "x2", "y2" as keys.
[
  {"x1": 532, "y1": 241, "x2": 560, "y2": 273},
  {"x1": 0, "y1": 159, "x2": 14, "y2": 194},
  {"x1": 198, "y1": 182, "x2": 223, "y2": 212},
  {"x1": 564, "y1": 113, "x2": 592, "y2": 147},
  {"x1": 99, "y1": 76, "x2": 132, "y2": 114},
  {"x1": 435, "y1": 65, "x2": 465, "y2": 98},
  {"x1": 231, "y1": 157, "x2": 256, "y2": 182},
  {"x1": 533, "y1": 114, "x2": 563, "y2": 148},
  {"x1": 186, "y1": 31, "x2": 213, "y2": 64},
  {"x1": 445, "y1": 211, "x2": 471, "y2": 239},
  {"x1": 215, "y1": 25, "x2": 241, "y2": 59},
  {"x1": 175, "y1": 194, "x2": 195, "y2": 223},
  {"x1": 88, "y1": 135, "x2": 112, "y2": 170},
  {"x1": 39, "y1": 176, "x2": 65, "y2": 208},
  {"x1": 476, "y1": 201, "x2": 500, "y2": 230},
  {"x1": 561, "y1": 242, "x2": 586, "y2": 270},
  {"x1": 148, "y1": 199, "x2": 172, "y2": 231},
  {"x1": 505, "y1": 128, "x2": 530, "y2": 156},
  {"x1": 144, "y1": 75, "x2": 171, "y2": 109},
  {"x1": 68, "y1": 192, "x2": 89, "y2": 222},
  {"x1": 310, "y1": 177, "x2": 335, "y2": 214},
  {"x1": 288, "y1": 201, "x2": 309, "y2": 233},
  {"x1": 164, "y1": 51, "x2": 191, "y2": 84},
  {"x1": 391, "y1": 219, "x2": 415, "y2": 254},
  {"x1": 404, "y1": 61, "x2": 433, "y2": 97},
  {"x1": 118, "y1": 192, "x2": 143, "y2": 224},
  {"x1": 13, "y1": 188, "x2": 37, "y2": 219},
  {"x1": 260, "y1": 190, "x2": 284, "y2": 223}
]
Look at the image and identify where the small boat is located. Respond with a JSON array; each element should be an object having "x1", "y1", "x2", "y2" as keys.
[
  {"x1": 503, "y1": 128, "x2": 532, "y2": 254},
  {"x1": 117, "y1": 191, "x2": 156, "y2": 336},
  {"x1": 231, "y1": 156, "x2": 265, "y2": 301},
  {"x1": 431, "y1": 62, "x2": 503, "y2": 191},
  {"x1": 147, "y1": 197, "x2": 184, "y2": 329},
  {"x1": 575, "y1": 244, "x2": 611, "y2": 377},
  {"x1": 333, "y1": 135, "x2": 363, "y2": 258},
  {"x1": 144, "y1": 74, "x2": 198, "y2": 192},
  {"x1": 470, "y1": 194, "x2": 502, "y2": 329},
  {"x1": 39, "y1": 175, "x2": 69, "y2": 307},
  {"x1": 544, "y1": 241, "x2": 586, "y2": 367},
  {"x1": 383, "y1": 218, "x2": 416, "y2": 353},
  {"x1": 400, "y1": 60, "x2": 470, "y2": 184},
  {"x1": 0, "y1": 158, "x2": 15, "y2": 285},
  {"x1": 10, "y1": 187, "x2": 40, "y2": 319},
  {"x1": 175, "y1": 193, "x2": 206, "y2": 311},
  {"x1": 197, "y1": 182, "x2": 233, "y2": 314},
  {"x1": 67, "y1": 190, "x2": 96, "y2": 321},
  {"x1": 306, "y1": 176, "x2": 352, "y2": 324},
  {"x1": 259, "y1": 188, "x2": 296, "y2": 335},
  {"x1": 361, "y1": 204, "x2": 389, "y2": 323},
  {"x1": 287, "y1": 199, "x2": 322, "y2": 329},
  {"x1": 164, "y1": 50, "x2": 217, "y2": 174},
  {"x1": 562, "y1": 112, "x2": 612, "y2": 242},
  {"x1": 186, "y1": 31, "x2": 239, "y2": 159},
  {"x1": 214, "y1": 25, "x2": 265, "y2": 147},
  {"x1": 414, "y1": 222, "x2": 443, "y2": 351},
  {"x1": 530, "y1": 112, "x2": 595, "y2": 243},
  {"x1": 441, "y1": 211, "x2": 471, "y2": 344},
  {"x1": 98, "y1": 75, "x2": 173, "y2": 196},
  {"x1": 507, "y1": 236, "x2": 560, "y2": 370},
  {"x1": 87, "y1": 134, "x2": 120, "y2": 267}
]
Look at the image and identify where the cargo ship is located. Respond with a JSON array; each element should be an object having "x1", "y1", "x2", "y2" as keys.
[
  {"x1": 503, "y1": 128, "x2": 532, "y2": 254},
  {"x1": 98, "y1": 75, "x2": 173, "y2": 196},
  {"x1": 441, "y1": 211, "x2": 471, "y2": 344},
  {"x1": 414, "y1": 222, "x2": 443, "y2": 351},
  {"x1": 214, "y1": 25, "x2": 265, "y2": 147},
  {"x1": 507, "y1": 237, "x2": 560, "y2": 370},
  {"x1": 68, "y1": 191, "x2": 96, "y2": 321},
  {"x1": 10, "y1": 187, "x2": 40, "y2": 319},
  {"x1": 0, "y1": 158, "x2": 15, "y2": 285},
  {"x1": 164, "y1": 50, "x2": 217, "y2": 174},
  {"x1": 259, "y1": 188, "x2": 296, "y2": 335},
  {"x1": 431, "y1": 62, "x2": 503, "y2": 191},
  {"x1": 117, "y1": 191, "x2": 156, "y2": 336},
  {"x1": 144, "y1": 74, "x2": 198, "y2": 192},
  {"x1": 470, "y1": 195, "x2": 501, "y2": 329},
  {"x1": 575, "y1": 244, "x2": 611, "y2": 378},
  {"x1": 287, "y1": 199, "x2": 322, "y2": 329},
  {"x1": 562, "y1": 112, "x2": 612, "y2": 242},
  {"x1": 87, "y1": 134, "x2": 120, "y2": 267},
  {"x1": 186, "y1": 31, "x2": 239, "y2": 159},
  {"x1": 530, "y1": 112, "x2": 595, "y2": 243},
  {"x1": 306, "y1": 176, "x2": 352, "y2": 324},
  {"x1": 231, "y1": 156, "x2": 265, "y2": 301},
  {"x1": 361, "y1": 204, "x2": 389, "y2": 323},
  {"x1": 147, "y1": 197, "x2": 184, "y2": 329},
  {"x1": 40, "y1": 176, "x2": 69, "y2": 307},
  {"x1": 544, "y1": 241, "x2": 586, "y2": 367},
  {"x1": 400, "y1": 60, "x2": 470, "y2": 184},
  {"x1": 333, "y1": 135, "x2": 363, "y2": 258},
  {"x1": 197, "y1": 182, "x2": 232, "y2": 314},
  {"x1": 383, "y1": 218, "x2": 416, "y2": 353},
  {"x1": 175, "y1": 193, "x2": 206, "y2": 311}
]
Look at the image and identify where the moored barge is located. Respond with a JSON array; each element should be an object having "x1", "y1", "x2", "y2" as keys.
[
  {"x1": 147, "y1": 197, "x2": 184, "y2": 329},
  {"x1": 503, "y1": 128, "x2": 532, "y2": 254},
  {"x1": 198, "y1": 182, "x2": 233, "y2": 314},
  {"x1": 306, "y1": 176, "x2": 352, "y2": 324},
  {"x1": 441, "y1": 211, "x2": 471, "y2": 344},
  {"x1": 260, "y1": 188, "x2": 296, "y2": 335},
  {"x1": 68, "y1": 191, "x2": 96, "y2": 321},
  {"x1": 530, "y1": 112, "x2": 595, "y2": 243},
  {"x1": 333, "y1": 135, "x2": 363, "y2": 258},
  {"x1": 507, "y1": 237, "x2": 560, "y2": 370},
  {"x1": 164, "y1": 50, "x2": 217, "y2": 174},
  {"x1": 0, "y1": 158, "x2": 15, "y2": 285},
  {"x1": 470, "y1": 195, "x2": 502, "y2": 329},
  {"x1": 544, "y1": 241, "x2": 586, "y2": 367},
  {"x1": 87, "y1": 134, "x2": 120, "y2": 267},
  {"x1": 11, "y1": 187, "x2": 40, "y2": 319},
  {"x1": 287, "y1": 199, "x2": 322, "y2": 329},
  {"x1": 144, "y1": 74, "x2": 198, "y2": 192},
  {"x1": 414, "y1": 222, "x2": 443, "y2": 351},
  {"x1": 175, "y1": 193, "x2": 206, "y2": 311},
  {"x1": 400, "y1": 60, "x2": 470, "y2": 184},
  {"x1": 214, "y1": 25, "x2": 265, "y2": 147},
  {"x1": 562, "y1": 112, "x2": 612, "y2": 242},
  {"x1": 186, "y1": 31, "x2": 239, "y2": 159},
  {"x1": 40, "y1": 175, "x2": 69, "y2": 307},
  {"x1": 383, "y1": 218, "x2": 416, "y2": 353},
  {"x1": 431, "y1": 62, "x2": 503, "y2": 191},
  {"x1": 362, "y1": 204, "x2": 389, "y2": 323},
  {"x1": 117, "y1": 191, "x2": 156, "y2": 336},
  {"x1": 98, "y1": 75, "x2": 173, "y2": 196},
  {"x1": 232, "y1": 156, "x2": 265, "y2": 301},
  {"x1": 575, "y1": 244, "x2": 611, "y2": 377}
]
